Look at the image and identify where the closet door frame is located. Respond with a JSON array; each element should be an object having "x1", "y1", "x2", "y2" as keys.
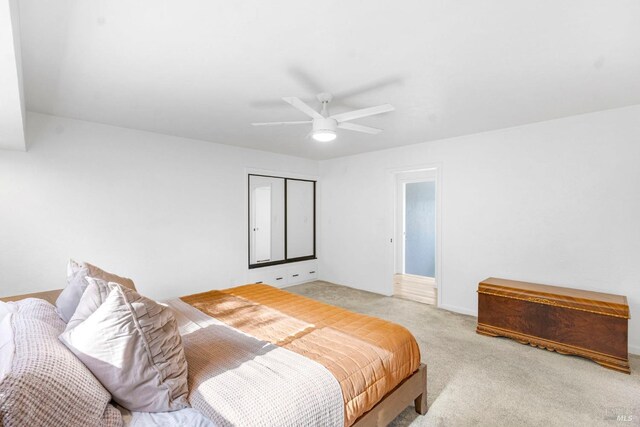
[{"x1": 248, "y1": 173, "x2": 316, "y2": 269}]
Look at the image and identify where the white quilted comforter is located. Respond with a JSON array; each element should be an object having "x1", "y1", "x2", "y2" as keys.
[{"x1": 166, "y1": 299, "x2": 344, "y2": 427}]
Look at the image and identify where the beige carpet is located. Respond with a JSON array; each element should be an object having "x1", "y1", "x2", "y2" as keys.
[{"x1": 287, "y1": 281, "x2": 640, "y2": 427}]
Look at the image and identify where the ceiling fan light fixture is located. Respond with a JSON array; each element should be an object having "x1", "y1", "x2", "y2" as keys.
[
  {"x1": 311, "y1": 117, "x2": 338, "y2": 142},
  {"x1": 312, "y1": 129, "x2": 337, "y2": 142}
]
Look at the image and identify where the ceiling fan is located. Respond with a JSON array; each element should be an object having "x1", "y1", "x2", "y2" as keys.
[{"x1": 252, "y1": 93, "x2": 394, "y2": 142}]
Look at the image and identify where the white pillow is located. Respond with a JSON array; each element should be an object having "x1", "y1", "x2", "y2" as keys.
[
  {"x1": 55, "y1": 262, "x2": 92, "y2": 322},
  {"x1": 67, "y1": 258, "x2": 84, "y2": 280},
  {"x1": 59, "y1": 283, "x2": 189, "y2": 412}
]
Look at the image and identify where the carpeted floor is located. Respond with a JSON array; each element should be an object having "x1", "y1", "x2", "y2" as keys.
[{"x1": 287, "y1": 281, "x2": 640, "y2": 427}]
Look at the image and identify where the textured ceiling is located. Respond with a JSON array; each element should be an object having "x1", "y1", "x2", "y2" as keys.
[{"x1": 17, "y1": 0, "x2": 640, "y2": 159}]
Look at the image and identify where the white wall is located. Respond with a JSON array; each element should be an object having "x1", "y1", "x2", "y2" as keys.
[
  {"x1": 0, "y1": 113, "x2": 317, "y2": 300},
  {"x1": 0, "y1": 0, "x2": 26, "y2": 150},
  {"x1": 318, "y1": 105, "x2": 640, "y2": 353},
  {"x1": 2, "y1": 106, "x2": 639, "y2": 354}
]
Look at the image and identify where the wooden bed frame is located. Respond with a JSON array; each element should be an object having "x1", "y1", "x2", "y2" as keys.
[
  {"x1": 352, "y1": 363, "x2": 427, "y2": 427},
  {"x1": 2, "y1": 289, "x2": 428, "y2": 426}
]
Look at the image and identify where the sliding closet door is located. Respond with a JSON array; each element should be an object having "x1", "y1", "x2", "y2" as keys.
[
  {"x1": 249, "y1": 174, "x2": 315, "y2": 268},
  {"x1": 286, "y1": 180, "x2": 315, "y2": 260},
  {"x1": 249, "y1": 175, "x2": 285, "y2": 265}
]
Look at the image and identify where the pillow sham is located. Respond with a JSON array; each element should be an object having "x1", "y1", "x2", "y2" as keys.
[
  {"x1": 59, "y1": 284, "x2": 189, "y2": 413},
  {"x1": 0, "y1": 298, "x2": 122, "y2": 426},
  {"x1": 56, "y1": 259, "x2": 137, "y2": 323}
]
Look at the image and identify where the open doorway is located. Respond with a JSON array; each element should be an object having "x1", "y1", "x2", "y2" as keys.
[{"x1": 394, "y1": 170, "x2": 438, "y2": 305}]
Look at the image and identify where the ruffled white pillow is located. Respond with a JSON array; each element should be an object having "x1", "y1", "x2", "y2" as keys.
[{"x1": 59, "y1": 281, "x2": 189, "y2": 412}]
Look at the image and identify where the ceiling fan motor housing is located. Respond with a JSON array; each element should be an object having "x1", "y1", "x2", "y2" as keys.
[{"x1": 313, "y1": 117, "x2": 338, "y2": 132}]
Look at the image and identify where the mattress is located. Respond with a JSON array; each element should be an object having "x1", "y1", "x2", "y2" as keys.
[{"x1": 181, "y1": 284, "x2": 422, "y2": 426}]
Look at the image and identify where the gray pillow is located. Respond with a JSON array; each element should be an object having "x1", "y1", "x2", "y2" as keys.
[
  {"x1": 0, "y1": 298, "x2": 122, "y2": 426},
  {"x1": 59, "y1": 284, "x2": 189, "y2": 412},
  {"x1": 56, "y1": 259, "x2": 137, "y2": 323}
]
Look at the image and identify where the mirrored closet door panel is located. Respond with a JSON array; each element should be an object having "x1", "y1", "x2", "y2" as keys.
[
  {"x1": 286, "y1": 179, "x2": 315, "y2": 260},
  {"x1": 249, "y1": 175, "x2": 285, "y2": 265}
]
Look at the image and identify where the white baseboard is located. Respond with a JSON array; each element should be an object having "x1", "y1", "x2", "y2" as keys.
[
  {"x1": 628, "y1": 344, "x2": 640, "y2": 356},
  {"x1": 438, "y1": 303, "x2": 477, "y2": 317},
  {"x1": 281, "y1": 279, "x2": 315, "y2": 289}
]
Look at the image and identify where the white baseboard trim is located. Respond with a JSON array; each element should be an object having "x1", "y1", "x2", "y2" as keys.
[
  {"x1": 282, "y1": 279, "x2": 320, "y2": 289},
  {"x1": 438, "y1": 303, "x2": 477, "y2": 317},
  {"x1": 628, "y1": 344, "x2": 640, "y2": 356}
]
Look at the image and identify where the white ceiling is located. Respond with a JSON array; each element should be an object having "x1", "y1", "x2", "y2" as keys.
[{"x1": 16, "y1": 0, "x2": 640, "y2": 159}]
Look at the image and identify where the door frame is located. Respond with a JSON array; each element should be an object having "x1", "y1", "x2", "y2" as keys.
[
  {"x1": 245, "y1": 168, "x2": 319, "y2": 268},
  {"x1": 387, "y1": 163, "x2": 443, "y2": 307}
]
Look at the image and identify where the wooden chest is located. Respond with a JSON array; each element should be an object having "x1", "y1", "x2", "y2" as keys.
[{"x1": 477, "y1": 277, "x2": 630, "y2": 373}]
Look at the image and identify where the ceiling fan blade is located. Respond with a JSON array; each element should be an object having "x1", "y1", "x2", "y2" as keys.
[
  {"x1": 330, "y1": 104, "x2": 395, "y2": 123},
  {"x1": 338, "y1": 122, "x2": 383, "y2": 135},
  {"x1": 282, "y1": 97, "x2": 323, "y2": 119},
  {"x1": 334, "y1": 76, "x2": 403, "y2": 100},
  {"x1": 288, "y1": 67, "x2": 325, "y2": 94},
  {"x1": 251, "y1": 121, "x2": 312, "y2": 126}
]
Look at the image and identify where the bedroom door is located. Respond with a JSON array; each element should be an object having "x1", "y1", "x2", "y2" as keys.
[
  {"x1": 404, "y1": 180, "x2": 436, "y2": 278},
  {"x1": 394, "y1": 170, "x2": 438, "y2": 305}
]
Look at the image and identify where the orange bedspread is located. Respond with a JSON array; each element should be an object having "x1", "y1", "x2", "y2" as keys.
[{"x1": 181, "y1": 284, "x2": 421, "y2": 426}]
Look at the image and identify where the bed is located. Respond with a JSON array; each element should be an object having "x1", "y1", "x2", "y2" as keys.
[{"x1": 1, "y1": 284, "x2": 427, "y2": 426}]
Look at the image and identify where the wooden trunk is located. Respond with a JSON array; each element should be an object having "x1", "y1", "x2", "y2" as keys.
[{"x1": 476, "y1": 277, "x2": 630, "y2": 374}]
